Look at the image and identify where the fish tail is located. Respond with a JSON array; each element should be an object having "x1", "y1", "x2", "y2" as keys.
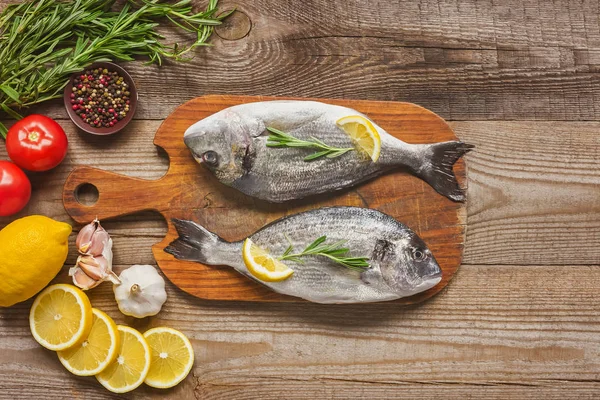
[
  {"x1": 165, "y1": 219, "x2": 226, "y2": 264},
  {"x1": 416, "y1": 141, "x2": 474, "y2": 202}
]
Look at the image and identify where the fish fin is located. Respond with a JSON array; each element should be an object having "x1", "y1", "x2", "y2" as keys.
[
  {"x1": 416, "y1": 141, "x2": 474, "y2": 202},
  {"x1": 164, "y1": 219, "x2": 226, "y2": 264}
]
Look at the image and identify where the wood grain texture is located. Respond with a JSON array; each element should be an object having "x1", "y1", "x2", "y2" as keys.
[
  {"x1": 4, "y1": 0, "x2": 600, "y2": 121},
  {"x1": 2, "y1": 119, "x2": 596, "y2": 267},
  {"x1": 452, "y1": 121, "x2": 600, "y2": 265},
  {"x1": 1, "y1": 116, "x2": 597, "y2": 398},
  {"x1": 1, "y1": 0, "x2": 600, "y2": 397},
  {"x1": 61, "y1": 95, "x2": 467, "y2": 303},
  {"x1": 2, "y1": 263, "x2": 600, "y2": 399}
]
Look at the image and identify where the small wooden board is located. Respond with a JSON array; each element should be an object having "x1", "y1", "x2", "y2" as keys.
[{"x1": 63, "y1": 95, "x2": 467, "y2": 303}]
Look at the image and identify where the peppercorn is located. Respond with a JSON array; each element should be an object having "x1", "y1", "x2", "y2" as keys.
[{"x1": 70, "y1": 68, "x2": 132, "y2": 128}]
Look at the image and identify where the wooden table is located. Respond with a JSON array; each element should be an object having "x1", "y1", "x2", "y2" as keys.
[{"x1": 1, "y1": 1, "x2": 599, "y2": 398}]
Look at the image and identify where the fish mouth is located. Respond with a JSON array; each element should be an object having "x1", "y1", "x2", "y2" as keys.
[
  {"x1": 423, "y1": 268, "x2": 443, "y2": 289},
  {"x1": 403, "y1": 272, "x2": 442, "y2": 297}
]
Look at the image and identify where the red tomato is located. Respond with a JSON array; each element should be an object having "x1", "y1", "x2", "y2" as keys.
[
  {"x1": 0, "y1": 161, "x2": 31, "y2": 217},
  {"x1": 6, "y1": 114, "x2": 68, "y2": 172}
]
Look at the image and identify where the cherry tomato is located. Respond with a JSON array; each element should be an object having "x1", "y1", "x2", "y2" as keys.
[
  {"x1": 6, "y1": 114, "x2": 68, "y2": 172},
  {"x1": 0, "y1": 161, "x2": 31, "y2": 217}
]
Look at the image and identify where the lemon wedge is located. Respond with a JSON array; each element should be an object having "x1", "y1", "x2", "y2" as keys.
[
  {"x1": 143, "y1": 327, "x2": 195, "y2": 389},
  {"x1": 57, "y1": 308, "x2": 120, "y2": 376},
  {"x1": 96, "y1": 325, "x2": 151, "y2": 394},
  {"x1": 29, "y1": 284, "x2": 93, "y2": 351},
  {"x1": 336, "y1": 115, "x2": 381, "y2": 162},
  {"x1": 242, "y1": 238, "x2": 294, "y2": 282}
]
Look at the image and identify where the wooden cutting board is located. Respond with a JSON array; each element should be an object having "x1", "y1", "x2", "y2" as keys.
[{"x1": 63, "y1": 95, "x2": 467, "y2": 304}]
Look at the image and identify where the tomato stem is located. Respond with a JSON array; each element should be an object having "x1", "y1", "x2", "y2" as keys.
[{"x1": 28, "y1": 131, "x2": 39, "y2": 142}]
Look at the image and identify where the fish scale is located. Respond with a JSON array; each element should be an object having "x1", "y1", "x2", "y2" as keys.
[{"x1": 165, "y1": 207, "x2": 443, "y2": 304}]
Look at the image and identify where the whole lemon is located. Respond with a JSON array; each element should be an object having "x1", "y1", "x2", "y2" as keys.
[{"x1": 0, "y1": 215, "x2": 72, "y2": 307}]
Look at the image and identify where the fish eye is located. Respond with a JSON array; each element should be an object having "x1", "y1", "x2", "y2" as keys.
[
  {"x1": 202, "y1": 150, "x2": 218, "y2": 166},
  {"x1": 412, "y1": 249, "x2": 426, "y2": 261}
]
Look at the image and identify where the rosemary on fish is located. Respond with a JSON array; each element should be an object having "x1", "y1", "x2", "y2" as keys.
[
  {"x1": 279, "y1": 235, "x2": 370, "y2": 271},
  {"x1": 266, "y1": 127, "x2": 354, "y2": 161}
]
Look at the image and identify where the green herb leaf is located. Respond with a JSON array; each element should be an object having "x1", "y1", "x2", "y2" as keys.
[
  {"x1": 0, "y1": 121, "x2": 7, "y2": 139},
  {"x1": 1, "y1": 103, "x2": 23, "y2": 120},
  {"x1": 0, "y1": 0, "x2": 231, "y2": 110},
  {"x1": 278, "y1": 235, "x2": 370, "y2": 271},
  {"x1": 303, "y1": 150, "x2": 331, "y2": 161},
  {"x1": 304, "y1": 236, "x2": 327, "y2": 252},
  {"x1": 0, "y1": 85, "x2": 20, "y2": 103},
  {"x1": 266, "y1": 126, "x2": 355, "y2": 162}
]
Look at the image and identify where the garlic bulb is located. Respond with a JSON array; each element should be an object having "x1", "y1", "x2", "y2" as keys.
[
  {"x1": 69, "y1": 218, "x2": 120, "y2": 290},
  {"x1": 114, "y1": 265, "x2": 167, "y2": 318}
]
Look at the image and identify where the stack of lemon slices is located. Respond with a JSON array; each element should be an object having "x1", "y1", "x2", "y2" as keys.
[{"x1": 29, "y1": 284, "x2": 194, "y2": 393}]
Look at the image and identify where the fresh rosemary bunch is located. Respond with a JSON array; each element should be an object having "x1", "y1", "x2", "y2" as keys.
[
  {"x1": 266, "y1": 127, "x2": 355, "y2": 161},
  {"x1": 0, "y1": 0, "x2": 233, "y2": 137},
  {"x1": 279, "y1": 235, "x2": 370, "y2": 271}
]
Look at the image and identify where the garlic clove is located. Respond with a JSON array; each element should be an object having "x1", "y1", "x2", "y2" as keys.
[
  {"x1": 76, "y1": 220, "x2": 98, "y2": 253},
  {"x1": 71, "y1": 267, "x2": 101, "y2": 290},
  {"x1": 87, "y1": 230, "x2": 111, "y2": 256},
  {"x1": 77, "y1": 255, "x2": 104, "y2": 280},
  {"x1": 76, "y1": 219, "x2": 111, "y2": 257},
  {"x1": 70, "y1": 219, "x2": 120, "y2": 290}
]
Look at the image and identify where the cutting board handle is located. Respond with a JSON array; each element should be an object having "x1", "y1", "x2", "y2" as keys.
[{"x1": 63, "y1": 166, "x2": 171, "y2": 224}]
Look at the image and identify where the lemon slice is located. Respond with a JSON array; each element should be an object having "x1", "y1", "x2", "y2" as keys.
[
  {"x1": 29, "y1": 284, "x2": 93, "y2": 351},
  {"x1": 336, "y1": 115, "x2": 381, "y2": 162},
  {"x1": 143, "y1": 327, "x2": 195, "y2": 389},
  {"x1": 57, "y1": 308, "x2": 120, "y2": 376},
  {"x1": 242, "y1": 238, "x2": 294, "y2": 282},
  {"x1": 96, "y1": 326, "x2": 151, "y2": 394}
]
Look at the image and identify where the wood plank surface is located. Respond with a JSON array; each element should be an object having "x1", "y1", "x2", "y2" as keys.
[
  {"x1": 1, "y1": 119, "x2": 596, "y2": 266},
  {"x1": 4, "y1": 0, "x2": 600, "y2": 121},
  {"x1": 1, "y1": 0, "x2": 600, "y2": 398},
  {"x1": 2, "y1": 263, "x2": 600, "y2": 399}
]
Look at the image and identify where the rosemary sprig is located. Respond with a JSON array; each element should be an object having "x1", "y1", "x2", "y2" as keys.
[
  {"x1": 279, "y1": 235, "x2": 370, "y2": 271},
  {"x1": 0, "y1": 0, "x2": 233, "y2": 137},
  {"x1": 266, "y1": 127, "x2": 354, "y2": 161}
]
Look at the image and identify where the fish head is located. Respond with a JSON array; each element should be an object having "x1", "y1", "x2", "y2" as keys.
[
  {"x1": 365, "y1": 232, "x2": 442, "y2": 297},
  {"x1": 184, "y1": 111, "x2": 255, "y2": 184}
]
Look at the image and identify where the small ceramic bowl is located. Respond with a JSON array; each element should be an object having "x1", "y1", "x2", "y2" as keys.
[{"x1": 64, "y1": 62, "x2": 138, "y2": 135}]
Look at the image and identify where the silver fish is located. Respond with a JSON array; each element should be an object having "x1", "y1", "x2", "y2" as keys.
[
  {"x1": 184, "y1": 100, "x2": 473, "y2": 202},
  {"x1": 164, "y1": 207, "x2": 442, "y2": 304}
]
